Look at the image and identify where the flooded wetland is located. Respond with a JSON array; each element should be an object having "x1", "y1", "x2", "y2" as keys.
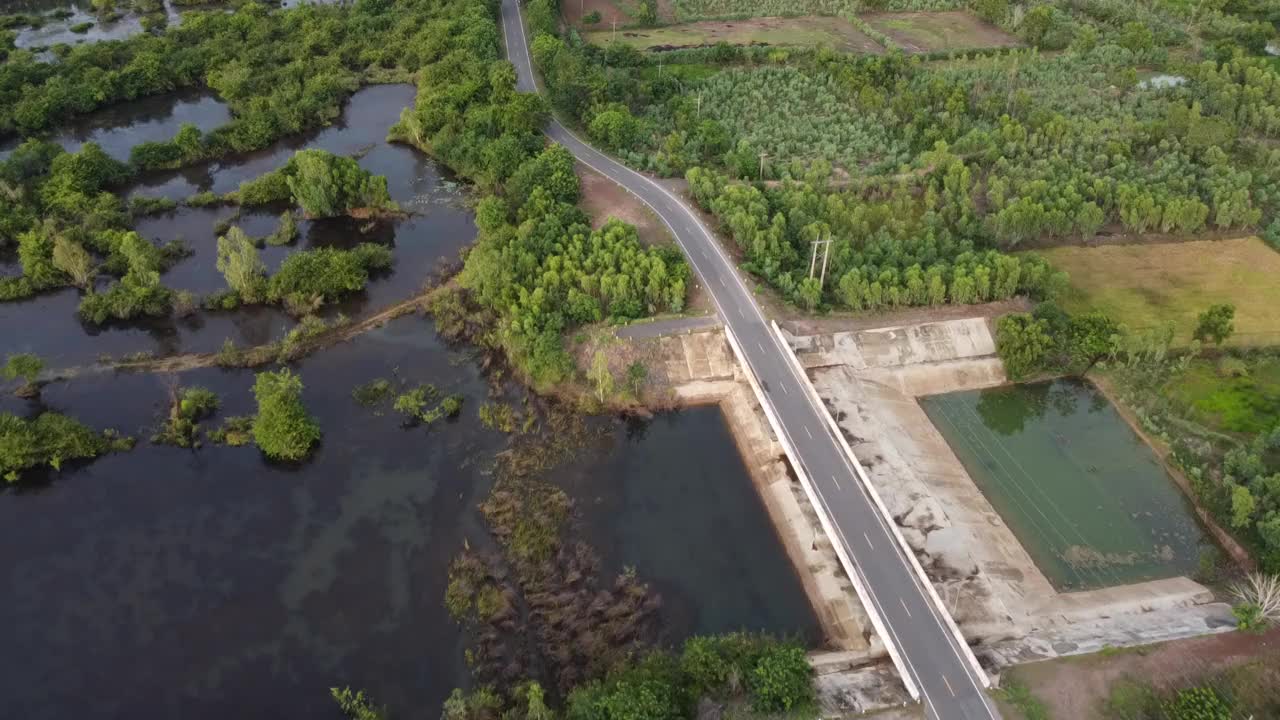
[{"x1": 0, "y1": 27, "x2": 818, "y2": 720}]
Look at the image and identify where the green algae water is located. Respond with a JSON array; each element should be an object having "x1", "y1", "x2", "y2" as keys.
[{"x1": 919, "y1": 378, "x2": 1211, "y2": 592}]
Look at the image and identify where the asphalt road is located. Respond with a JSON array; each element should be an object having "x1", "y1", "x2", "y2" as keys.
[{"x1": 499, "y1": 2, "x2": 1001, "y2": 717}]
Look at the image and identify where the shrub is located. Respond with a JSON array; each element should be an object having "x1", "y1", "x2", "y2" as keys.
[
  {"x1": 748, "y1": 642, "x2": 812, "y2": 713},
  {"x1": 267, "y1": 244, "x2": 393, "y2": 305},
  {"x1": 0, "y1": 412, "x2": 126, "y2": 482},
  {"x1": 286, "y1": 149, "x2": 396, "y2": 218},
  {"x1": 3, "y1": 353, "x2": 44, "y2": 389},
  {"x1": 250, "y1": 369, "x2": 320, "y2": 461},
  {"x1": 352, "y1": 378, "x2": 393, "y2": 407},
  {"x1": 152, "y1": 387, "x2": 219, "y2": 448}
]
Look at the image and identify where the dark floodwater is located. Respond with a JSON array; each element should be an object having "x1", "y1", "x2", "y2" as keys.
[
  {"x1": 1, "y1": 84, "x2": 475, "y2": 367},
  {"x1": 0, "y1": 316, "x2": 818, "y2": 719},
  {"x1": 10, "y1": 0, "x2": 181, "y2": 50},
  {"x1": 559, "y1": 413, "x2": 821, "y2": 643},
  {"x1": 0, "y1": 79, "x2": 819, "y2": 718},
  {"x1": 920, "y1": 379, "x2": 1212, "y2": 591},
  {"x1": 0, "y1": 89, "x2": 232, "y2": 162}
]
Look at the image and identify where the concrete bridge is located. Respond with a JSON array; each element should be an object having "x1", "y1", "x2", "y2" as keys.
[{"x1": 498, "y1": 2, "x2": 999, "y2": 716}]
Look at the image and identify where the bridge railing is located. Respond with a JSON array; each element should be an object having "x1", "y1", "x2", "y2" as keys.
[
  {"x1": 720, "y1": 323, "x2": 923, "y2": 702},
  {"x1": 769, "y1": 319, "x2": 991, "y2": 689}
]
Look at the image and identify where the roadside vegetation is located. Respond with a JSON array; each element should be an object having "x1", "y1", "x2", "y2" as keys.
[
  {"x1": 529, "y1": 0, "x2": 1279, "y2": 313},
  {"x1": 996, "y1": 628, "x2": 1280, "y2": 720},
  {"x1": 390, "y1": 0, "x2": 690, "y2": 389}
]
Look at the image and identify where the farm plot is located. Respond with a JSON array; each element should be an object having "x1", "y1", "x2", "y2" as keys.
[
  {"x1": 584, "y1": 16, "x2": 884, "y2": 53},
  {"x1": 697, "y1": 66, "x2": 910, "y2": 172},
  {"x1": 863, "y1": 11, "x2": 1021, "y2": 53},
  {"x1": 666, "y1": 0, "x2": 967, "y2": 23}
]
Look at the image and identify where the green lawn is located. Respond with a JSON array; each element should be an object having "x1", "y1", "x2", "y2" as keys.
[
  {"x1": 1035, "y1": 237, "x2": 1280, "y2": 347},
  {"x1": 1164, "y1": 357, "x2": 1280, "y2": 435}
]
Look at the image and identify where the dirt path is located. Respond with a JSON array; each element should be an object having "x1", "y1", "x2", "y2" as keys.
[{"x1": 49, "y1": 289, "x2": 442, "y2": 381}]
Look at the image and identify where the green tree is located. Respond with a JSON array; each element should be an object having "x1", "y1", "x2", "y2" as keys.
[
  {"x1": 285, "y1": 149, "x2": 396, "y2": 218},
  {"x1": 1230, "y1": 483, "x2": 1257, "y2": 529},
  {"x1": 51, "y1": 236, "x2": 95, "y2": 288},
  {"x1": 589, "y1": 350, "x2": 614, "y2": 402},
  {"x1": 216, "y1": 227, "x2": 267, "y2": 303},
  {"x1": 626, "y1": 361, "x2": 647, "y2": 397},
  {"x1": 1066, "y1": 311, "x2": 1119, "y2": 376},
  {"x1": 251, "y1": 369, "x2": 321, "y2": 462},
  {"x1": 1193, "y1": 303, "x2": 1235, "y2": 346},
  {"x1": 996, "y1": 313, "x2": 1054, "y2": 380}
]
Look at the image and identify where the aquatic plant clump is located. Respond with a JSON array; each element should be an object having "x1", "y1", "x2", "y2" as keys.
[
  {"x1": 0, "y1": 412, "x2": 132, "y2": 482},
  {"x1": 250, "y1": 369, "x2": 320, "y2": 462}
]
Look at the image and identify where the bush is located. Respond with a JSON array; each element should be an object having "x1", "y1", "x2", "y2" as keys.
[
  {"x1": 3, "y1": 353, "x2": 44, "y2": 389},
  {"x1": 286, "y1": 149, "x2": 397, "y2": 218},
  {"x1": 267, "y1": 244, "x2": 392, "y2": 305},
  {"x1": 748, "y1": 642, "x2": 812, "y2": 713},
  {"x1": 250, "y1": 369, "x2": 321, "y2": 461},
  {"x1": 0, "y1": 412, "x2": 126, "y2": 482},
  {"x1": 152, "y1": 387, "x2": 219, "y2": 448}
]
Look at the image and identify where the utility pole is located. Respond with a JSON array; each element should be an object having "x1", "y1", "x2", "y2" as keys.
[
  {"x1": 696, "y1": 92, "x2": 702, "y2": 118},
  {"x1": 809, "y1": 237, "x2": 832, "y2": 288},
  {"x1": 758, "y1": 152, "x2": 768, "y2": 181},
  {"x1": 612, "y1": 19, "x2": 617, "y2": 42}
]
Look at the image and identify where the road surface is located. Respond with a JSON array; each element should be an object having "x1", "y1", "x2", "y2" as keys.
[{"x1": 498, "y1": 2, "x2": 1001, "y2": 717}]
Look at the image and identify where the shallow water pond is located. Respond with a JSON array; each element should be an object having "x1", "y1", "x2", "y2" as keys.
[{"x1": 920, "y1": 378, "x2": 1212, "y2": 592}]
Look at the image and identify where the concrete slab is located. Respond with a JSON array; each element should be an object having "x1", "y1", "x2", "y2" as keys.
[{"x1": 789, "y1": 318, "x2": 1222, "y2": 655}]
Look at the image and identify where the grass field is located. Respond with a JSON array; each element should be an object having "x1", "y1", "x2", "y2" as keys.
[
  {"x1": 1035, "y1": 238, "x2": 1280, "y2": 347},
  {"x1": 863, "y1": 11, "x2": 1021, "y2": 53},
  {"x1": 1163, "y1": 356, "x2": 1280, "y2": 435},
  {"x1": 583, "y1": 16, "x2": 884, "y2": 53}
]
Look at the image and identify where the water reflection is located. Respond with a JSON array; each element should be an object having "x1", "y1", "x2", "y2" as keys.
[{"x1": 0, "y1": 317, "x2": 820, "y2": 719}]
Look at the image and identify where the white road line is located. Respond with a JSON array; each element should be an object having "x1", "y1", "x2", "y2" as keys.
[
  {"x1": 782, "y1": 382, "x2": 789, "y2": 395},
  {"x1": 863, "y1": 531, "x2": 874, "y2": 549},
  {"x1": 900, "y1": 598, "x2": 913, "y2": 618},
  {"x1": 757, "y1": 342, "x2": 765, "y2": 353},
  {"x1": 804, "y1": 426, "x2": 813, "y2": 439},
  {"x1": 943, "y1": 674, "x2": 956, "y2": 697},
  {"x1": 830, "y1": 474, "x2": 841, "y2": 490}
]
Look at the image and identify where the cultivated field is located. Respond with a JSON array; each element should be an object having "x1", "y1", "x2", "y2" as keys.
[
  {"x1": 863, "y1": 11, "x2": 1021, "y2": 53},
  {"x1": 1036, "y1": 238, "x2": 1280, "y2": 347},
  {"x1": 583, "y1": 16, "x2": 884, "y2": 52}
]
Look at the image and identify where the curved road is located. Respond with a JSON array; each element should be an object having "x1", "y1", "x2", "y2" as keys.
[{"x1": 499, "y1": 2, "x2": 1000, "y2": 718}]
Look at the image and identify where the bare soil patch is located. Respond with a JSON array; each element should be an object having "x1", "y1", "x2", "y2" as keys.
[
  {"x1": 576, "y1": 161, "x2": 673, "y2": 248},
  {"x1": 863, "y1": 11, "x2": 1020, "y2": 54},
  {"x1": 999, "y1": 628, "x2": 1280, "y2": 720},
  {"x1": 585, "y1": 16, "x2": 884, "y2": 53},
  {"x1": 562, "y1": 0, "x2": 675, "y2": 29}
]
